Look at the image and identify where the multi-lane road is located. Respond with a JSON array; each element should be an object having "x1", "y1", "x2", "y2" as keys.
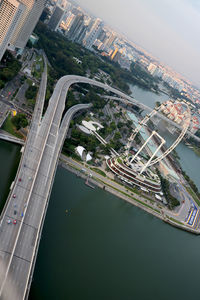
[{"x1": 1, "y1": 74, "x2": 147, "y2": 299}]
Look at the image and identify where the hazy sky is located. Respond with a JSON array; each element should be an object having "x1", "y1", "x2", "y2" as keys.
[{"x1": 75, "y1": 0, "x2": 200, "y2": 87}]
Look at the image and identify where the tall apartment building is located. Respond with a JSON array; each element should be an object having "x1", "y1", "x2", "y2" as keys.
[
  {"x1": 48, "y1": 5, "x2": 65, "y2": 31},
  {"x1": 64, "y1": 12, "x2": 76, "y2": 32},
  {"x1": 8, "y1": 0, "x2": 46, "y2": 51},
  {"x1": 110, "y1": 47, "x2": 118, "y2": 60},
  {"x1": 8, "y1": 0, "x2": 34, "y2": 50},
  {"x1": 104, "y1": 32, "x2": 116, "y2": 49},
  {"x1": 84, "y1": 18, "x2": 102, "y2": 50},
  {"x1": 16, "y1": 0, "x2": 46, "y2": 49},
  {"x1": 76, "y1": 25, "x2": 88, "y2": 44},
  {"x1": 0, "y1": 0, "x2": 25, "y2": 61},
  {"x1": 57, "y1": 0, "x2": 68, "y2": 9},
  {"x1": 67, "y1": 13, "x2": 84, "y2": 41},
  {"x1": 98, "y1": 29, "x2": 107, "y2": 43}
]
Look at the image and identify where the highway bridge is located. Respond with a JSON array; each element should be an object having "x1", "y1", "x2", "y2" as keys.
[{"x1": 0, "y1": 75, "x2": 148, "y2": 300}]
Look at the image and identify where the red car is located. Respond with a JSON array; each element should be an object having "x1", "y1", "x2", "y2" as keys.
[
  {"x1": 13, "y1": 219, "x2": 17, "y2": 225},
  {"x1": 19, "y1": 178, "x2": 22, "y2": 182}
]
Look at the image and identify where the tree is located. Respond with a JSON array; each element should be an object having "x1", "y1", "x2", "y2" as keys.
[
  {"x1": 0, "y1": 80, "x2": 5, "y2": 89},
  {"x1": 117, "y1": 122, "x2": 124, "y2": 129},
  {"x1": 0, "y1": 51, "x2": 21, "y2": 84},
  {"x1": 25, "y1": 84, "x2": 38, "y2": 101},
  {"x1": 114, "y1": 131, "x2": 121, "y2": 140},
  {"x1": 110, "y1": 121, "x2": 116, "y2": 131},
  {"x1": 127, "y1": 120, "x2": 133, "y2": 128},
  {"x1": 12, "y1": 113, "x2": 28, "y2": 130}
]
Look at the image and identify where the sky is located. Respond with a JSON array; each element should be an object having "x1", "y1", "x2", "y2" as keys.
[{"x1": 74, "y1": 0, "x2": 200, "y2": 87}]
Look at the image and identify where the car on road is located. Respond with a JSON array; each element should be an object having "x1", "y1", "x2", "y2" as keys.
[
  {"x1": 19, "y1": 178, "x2": 22, "y2": 182},
  {"x1": 13, "y1": 220, "x2": 17, "y2": 225},
  {"x1": 13, "y1": 194, "x2": 16, "y2": 198},
  {"x1": 7, "y1": 219, "x2": 11, "y2": 224}
]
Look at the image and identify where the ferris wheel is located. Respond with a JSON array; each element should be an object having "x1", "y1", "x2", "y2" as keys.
[{"x1": 125, "y1": 101, "x2": 191, "y2": 173}]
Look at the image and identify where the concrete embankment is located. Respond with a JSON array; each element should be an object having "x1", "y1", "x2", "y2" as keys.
[{"x1": 59, "y1": 158, "x2": 200, "y2": 234}]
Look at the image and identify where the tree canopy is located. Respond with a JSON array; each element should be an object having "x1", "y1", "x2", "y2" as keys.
[
  {"x1": 12, "y1": 113, "x2": 28, "y2": 130},
  {"x1": 0, "y1": 51, "x2": 21, "y2": 84}
]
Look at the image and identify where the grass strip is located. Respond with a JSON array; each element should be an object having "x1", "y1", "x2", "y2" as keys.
[
  {"x1": 2, "y1": 114, "x2": 23, "y2": 139},
  {"x1": 186, "y1": 186, "x2": 200, "y2": 206}
]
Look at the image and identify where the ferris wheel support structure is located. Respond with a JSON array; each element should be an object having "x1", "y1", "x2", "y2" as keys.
[{"x1": 126, "y1": 102, "x2": 191, "y2": 168}]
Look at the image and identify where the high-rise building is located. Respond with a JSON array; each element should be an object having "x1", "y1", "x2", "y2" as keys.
[
  {"x1": 84, "y1": 18, "x2": 102, "y2": 49},
  {"x1": 48, "y1": 5, "x2": 65, "y2": 31},
  {"x1": 0, "y1": 0, "x2": 25, "y2": 61},
  {"x1": 16, "y1": 0, "x2": 46, "y2": 50},
  {"x1": 153, "y1": 67, "x2": 164, "y2": 78},
  {"x1": 98, "y1": 29, "x2": 107, "y2": 43},
  {"x1": 67, "y1": 13, "x2": 84, "y2": 41},
  {"x1": 104, "y1": 32, "x2": 116, "y2": 49},
  {"x1": 113, "y1": 50, "x2": 122, "y2": 63},
  {"x1": 76, "y1": 25, "x2": 88, "y2": 44},
  {"x1": 8, "y1": 0, "x2": 46, "y2": 51},
  {"x1": 71, "y1": 6, "x2": 82, "y2": 15},
  {"x1": 64, "y1": 12, "x2": 76, "y2": 32},
  {"x1": 57, "y1": 0, "x2": 68, "y2": 9},
  {"x1": 63, "y1": 1, "x2": 71, "y2": 12},
  {"x1": 8, "y1": 0, "x2": 34, "y2": 50},
  {"x1": 110, "y1": 47, "x2": 118, "y2": 60}
]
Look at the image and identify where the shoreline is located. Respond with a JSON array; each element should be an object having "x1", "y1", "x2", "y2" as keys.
[{"x1": 59, "y1": 156, "x2": 200, "y2": 235}]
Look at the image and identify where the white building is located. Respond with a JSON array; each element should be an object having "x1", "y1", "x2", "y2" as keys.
[{"x1": 147, "y1": 63, "x2": 157, "y2": 75}]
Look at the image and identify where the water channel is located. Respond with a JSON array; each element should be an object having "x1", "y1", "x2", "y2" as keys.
[{"x1": 0, "y1": 85, "x2": 200, "y2": 300}]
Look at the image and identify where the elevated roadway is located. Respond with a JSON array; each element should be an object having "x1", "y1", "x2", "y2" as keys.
[{"x1": 0, "y1": 75, "x2": 143, "y2": 299}]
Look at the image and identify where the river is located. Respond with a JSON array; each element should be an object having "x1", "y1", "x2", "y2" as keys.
[
  {"x1": 0, "y1": 140, "x2": 21, "y2": 211},
  {"x1": 129, "y1": 84, "x2": 169, "y2": 109},
  {"x1": 0, "y1": 85, "x2": 200, "y2": 300}
]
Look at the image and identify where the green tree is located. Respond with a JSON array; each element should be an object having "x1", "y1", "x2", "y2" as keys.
[
  {"x1": 114, "y1": 131, "x2": 121, "y2": 140},
  {"x1": 25, "y1": 84, "x2": 38, "y2": 101},
  {"x1": 12, "y1": 113, "x2": 28, "y2": 130}
]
